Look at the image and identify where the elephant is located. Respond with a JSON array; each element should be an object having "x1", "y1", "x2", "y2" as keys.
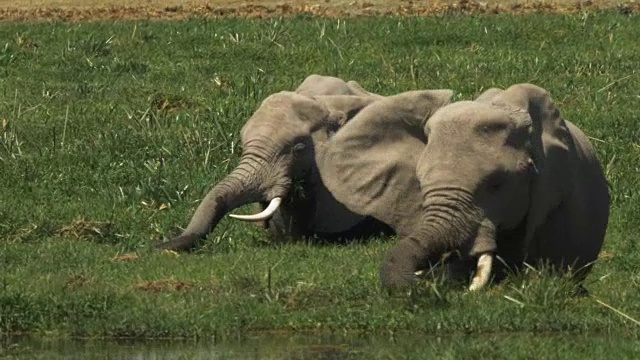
[
  {"x1": 295, "y1": 74, "x2": 384, "y2": 99},
  {"x1": 156, "y1": 75, "x2": 392, "y2": 252},
  {"x1": 318, "y1": 84, "x2": 610, "y2": 291}
]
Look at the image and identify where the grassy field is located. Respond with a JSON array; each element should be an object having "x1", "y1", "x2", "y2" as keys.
[{"x1": 1, "y1": 6, "x2": 640, "y2": 355}]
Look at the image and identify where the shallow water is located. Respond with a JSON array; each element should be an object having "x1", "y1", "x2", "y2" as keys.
[
  {"x1": 2, "y1": 333, "x2": 371, "y2": 359},
  {"x1": 3, "y1": 331, "x2": 640, "y2": 359}
]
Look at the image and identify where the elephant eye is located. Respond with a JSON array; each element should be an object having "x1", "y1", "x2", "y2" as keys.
[
  {"x1": 292, "y1": 142, "x2": 306, "y2": 155},
  {"x1": 488, "y1": 181, "x2": 503, "y2": 193},
  {"x1": 485, "y1": 172, "x2": 507, "y2": 193}
]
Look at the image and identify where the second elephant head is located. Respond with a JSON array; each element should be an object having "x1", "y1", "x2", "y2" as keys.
[
  {"x1": 156, "y1": 75, "x2": 388, "y2": 252},
  {"x1": 319, "y1": 84, "x2": 610, "y2": 291}
]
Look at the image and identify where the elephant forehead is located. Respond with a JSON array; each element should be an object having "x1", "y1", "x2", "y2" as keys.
[
  {"x1": 296, "y1": 74, "x2": 350, "y2": 95},
  {"x1": 264, "y1": 91, "x2": 327, "y2": 113},
  {"x1": 246, "y1": 92, "x2": 328, "y2": 126},
  {"x1": 429, "y1": 101, "x2": 513, "y2": 131}
]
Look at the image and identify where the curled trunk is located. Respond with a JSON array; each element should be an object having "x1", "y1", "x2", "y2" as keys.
[
  {"x1": 157, "y1": 149, "x2": 284, "y2": 252},
  {"x1": 380, "y1": 187, "x2": 484, "y2": 289}
]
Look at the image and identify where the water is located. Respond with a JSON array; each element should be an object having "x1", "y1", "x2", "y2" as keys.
[
  {"x1": 0, "y1": 334, "x2": 370, "y2": 359},
  {"x1": 2, "y1": 331, "x2": 639, "y2": 359}
]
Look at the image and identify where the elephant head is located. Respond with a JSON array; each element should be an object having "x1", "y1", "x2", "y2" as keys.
[
  {"x1": 295, "y1": 74, "x2": 384, "y2": 99},
  {"x1": 156, "y1": 75, "x2": 382, "y2": 252},
  {"x1": 319, "y1": 84, "x2": 610, "y2": 291}
]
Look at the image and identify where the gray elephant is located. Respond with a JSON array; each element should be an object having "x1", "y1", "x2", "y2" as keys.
[
  {"x1": 295, "y1": 74, "x2": 384, "y2": 99},
  {"x1": 156, "y1": 75, "x2": 392, "y2": 252},
  {"x1": 319, "y1": 84, "x2": 610, "y2": 291}
]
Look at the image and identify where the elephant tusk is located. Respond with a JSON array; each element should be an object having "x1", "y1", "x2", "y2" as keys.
[
  {"x1": 468, "y1": 253, "x2": 494, "y2": 291},
  {"x1": 229, "y1": 197, "x2": 282, "y2": 222}
]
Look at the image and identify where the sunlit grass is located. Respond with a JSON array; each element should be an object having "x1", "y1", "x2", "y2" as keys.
[{"x1": 0, "y1": 11, "x2": 639, "y2": 343}]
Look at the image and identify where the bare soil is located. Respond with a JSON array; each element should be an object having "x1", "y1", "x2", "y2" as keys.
[{"x1": 0, "y1": 0, "x2": 637, "y2": 22}]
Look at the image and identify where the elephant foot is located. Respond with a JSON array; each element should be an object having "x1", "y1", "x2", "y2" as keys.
[{"x1": 154, "y1": 233, "x2": 201, "y2": 252}]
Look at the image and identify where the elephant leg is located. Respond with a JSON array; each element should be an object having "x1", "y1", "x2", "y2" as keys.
[{"x1": 528, "y1": 205, "x2": 594, "y2": 281}]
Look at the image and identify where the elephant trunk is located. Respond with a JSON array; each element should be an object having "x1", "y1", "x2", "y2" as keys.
[
  {"x1": 156, "y1": 144, "x2": 289, "y2": 252},
  {"x1": 380, "y1": 186, "x2": 489, "y2": 289}
]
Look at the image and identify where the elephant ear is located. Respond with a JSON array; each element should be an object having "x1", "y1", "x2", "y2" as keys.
[
  {"x1": 346, "y1": 80, "x2": 384, "y2": 99},
  {"x1": 475, "y1": 87, "x2": 504, "y2": 103},
  {"x1": 306, "y1": 95, "x2": 385, "y2": 232},
  {"x1": 313, "y1": 95, "x2": 380, "y2": 127},
  {"x1": 261, "y1": 92, "x2": 370, "y2": 135},
  {"x1": 482, "y1": 84, "x2": 572, "y2": 247},
  {"x1": 317, "y1": 89, "x2": 455, "y2": 235}
]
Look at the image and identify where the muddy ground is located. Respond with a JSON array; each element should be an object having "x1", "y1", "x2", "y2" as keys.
[{"x1": 0, "y1": 0, "x2": 637, "y2": 22}]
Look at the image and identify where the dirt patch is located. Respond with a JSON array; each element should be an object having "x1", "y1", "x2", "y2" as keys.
[{"x1": 0, "y1": 0, "x2": 637, "y2": 22}]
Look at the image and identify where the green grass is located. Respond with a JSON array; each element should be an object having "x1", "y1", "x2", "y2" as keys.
[{"x1": 1, "y1": 10, "x2": 639, "y2": 347}]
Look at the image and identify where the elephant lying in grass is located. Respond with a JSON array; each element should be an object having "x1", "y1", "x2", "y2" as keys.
[
  {"x1": 156, "y1": 75, "x2": 392, "y2": 252},
  {"x1": 319, "y1": 84, "x2": 610, "y2": 291}
]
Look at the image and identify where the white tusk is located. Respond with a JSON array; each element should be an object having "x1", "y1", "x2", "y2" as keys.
[
  {"x1": 468, "y1": 253, "x2": 494, "y2": 292},
  {"x1": 229, "y1": 197, "x2": 282, "y2": 222}
]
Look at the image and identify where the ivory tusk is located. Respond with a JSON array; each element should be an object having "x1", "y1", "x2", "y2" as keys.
[
  {"x1": 229, "y1": 197, "x2": 282, "y2": 222},
  {"x1": 468, "y1": 253, "x2": 494, "y2": 291}
]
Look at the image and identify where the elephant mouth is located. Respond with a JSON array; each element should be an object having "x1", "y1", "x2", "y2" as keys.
[{"x1": 228, "y1": 170, "x2": 313, "y2": 223}]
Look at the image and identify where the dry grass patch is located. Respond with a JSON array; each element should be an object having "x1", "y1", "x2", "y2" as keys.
[
  {"x1": 0, "y1": 0, "x2": 637, "y2": 21},
  {"x1": 58, "y1": 217, "x2": 116, "y2": 241},
  {"x1": 135, "y1": 278, "x2": 194, "y2": 292},
  {"x1": 111, "y1": 253, "x2": 140, "y2": 262},
  {"x1": 64, "y1": 274, "x2": 91, "y2": 290}
]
